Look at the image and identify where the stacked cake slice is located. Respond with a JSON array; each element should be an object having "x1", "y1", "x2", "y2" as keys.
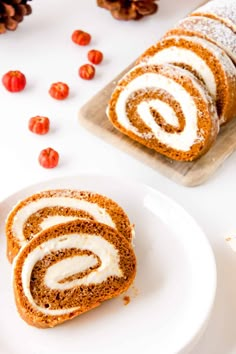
[
  {"x1": 5, "y1": 190, "x2": 136, "y2": 328},
  {"x1": 107, "y1": 0, "x2": 236, "y2": 161}
]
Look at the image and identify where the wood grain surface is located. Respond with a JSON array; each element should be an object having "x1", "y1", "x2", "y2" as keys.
[{"x1": 78, "y1": 0, "x2": 236, "y2": 187}]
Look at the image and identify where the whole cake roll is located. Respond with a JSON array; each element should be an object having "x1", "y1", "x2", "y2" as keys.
[
  {"x1": 6, "y1": 189, "x2": 134, "y2": 263},
  {"x1": 191, "y1": 0, "x2": 236, "y2": 32},
  {"x1": 165, "y1": 16, "x2": 236, "y2": 64},
  {"x1": 13, "y1": 220, "x2": 137, "y2": 328},
  {"x1": 138, "y1": 35, "x2": 236, "y2": 124},
  {"x1": 107, "y1": 63, "x2": 219, "y2": 161}
]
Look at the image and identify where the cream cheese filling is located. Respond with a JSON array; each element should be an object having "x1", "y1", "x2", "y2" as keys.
[
  {"x1": 40, "y1": 215, "x2": 79, "y2": 229},
  {"x1": 12, "y1": 198, "x2": 115, "y2": 242},
  {"x1": 45, "y1": 255, "x2": 98, "y2": 289},
  {"x1": 138, "y1": 99, "x2": 179, "y2": 127}
]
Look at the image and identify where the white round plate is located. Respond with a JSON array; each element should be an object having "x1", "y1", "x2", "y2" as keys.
[{"x1": 0, "y1": 175, "x2": 216, "y2": 354}]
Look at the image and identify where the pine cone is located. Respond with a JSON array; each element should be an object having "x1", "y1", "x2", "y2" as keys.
[
  {"x1": 0, "y1": 0, "x2": 32, "y2": 34},
  {"x1": 97, "y1": 0, "x2": 158, "y2": 21}
]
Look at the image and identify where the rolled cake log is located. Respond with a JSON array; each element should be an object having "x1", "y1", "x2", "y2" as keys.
[
  {"x1": 165, "y1": 16, "x2": 236, "y2": 64},
  {"x1": 191, "y1": 0, "x2": 236, "y2": 33},
  {"x1": 6, "y1": 190, "x2": 134, "y2": 263},
  {"x1": 138, "y1": 35, "x2": 236, "y2": 124},
  {"x1": 107, "y1": 63, "x2": 219, "y2": 162},
  {"x1": 13, "y1": 220, "x2": 137, "y2": 328}
]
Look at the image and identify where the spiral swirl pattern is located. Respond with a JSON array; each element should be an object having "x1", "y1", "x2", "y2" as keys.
[
  {"x1": 6, "y1": 190, "x2": 133, "y2": 263},
  {"x1": 13, "y1": 220, "x2": 136, "y2": 328},
  {"x1": 108, "y1": 64, "x2": 219, "y2": 161}
]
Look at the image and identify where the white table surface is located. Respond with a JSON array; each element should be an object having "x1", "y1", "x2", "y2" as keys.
[{"x1": 1, "y1": 0, "x2": 236, "y2": 353}]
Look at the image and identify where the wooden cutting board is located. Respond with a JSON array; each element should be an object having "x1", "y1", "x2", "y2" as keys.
[
  {"x1": 79, "y1": 67, "x2": 236, "y2": 187},
  {"x1": 79, "y1": 1, "x2": 236, "y2": 187}
]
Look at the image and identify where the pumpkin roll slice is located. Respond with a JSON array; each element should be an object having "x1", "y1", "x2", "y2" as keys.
[
  {"x1": 191, "y1": 0, "x2": 236, "y2": 33},
  {"x1": 107, "y1": 64, "x2": 219, "y2": 162},
  {"x1": 138, "y1": 35, "x2": 236, "y2": 124},
  {"x1": 165, "y1": 16, "x2": 236, "y2": 64},
  {"x1": 13, "y1": 220, "x2": 137, "y2": 328},
  {"x1": 6, "y1": 189, "x2": 134, "y2": 263}
]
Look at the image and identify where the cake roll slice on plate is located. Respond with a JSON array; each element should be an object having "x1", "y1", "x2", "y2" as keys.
[
  {"x1": 107, "y1": 63, "x2": 219, "y2": 162},
  {"x1": 13, "y1": 220, "x2": 137, "y2": 328},
  {"x1": 165, "y1": 16, "x2": 236, "y2": 64},
  {"x1": 6, "y1": 189, "x2": 134, "y2": 263},
  {"x1": 191, "y1": 0, "x2": 236, "y2": 32},
  {"x1": 138, "y1": 35, "x2": 236, "y2": 124}
]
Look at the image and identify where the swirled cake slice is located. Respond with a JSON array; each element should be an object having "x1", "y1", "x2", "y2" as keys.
[
  {"x1": 107, "y1": 63, "x2": 219, "y2": 161},
  {"x1": 6, "y1": 189, "x2": 134, "y2": 263},
  {"x1": 13, "y1": 220, "x2": 137, "y2": 328}
]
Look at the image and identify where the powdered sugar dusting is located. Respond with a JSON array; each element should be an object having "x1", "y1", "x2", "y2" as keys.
[
  {"x1": 192, "y1": 0, "x2": 236, "y2": 32},
  {"x1": 176, "y1": 16, "x2": 236, "y2": 63}
]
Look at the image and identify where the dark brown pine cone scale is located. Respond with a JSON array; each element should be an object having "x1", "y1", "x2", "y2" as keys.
[
  {"x1": 0, "y1": 0, "x2": 32, "y2": 33},
  {"x1": 97, "y1": 0, "x2": 159, "y2": 21}
]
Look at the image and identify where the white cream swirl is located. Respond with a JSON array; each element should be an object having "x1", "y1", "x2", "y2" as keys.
[
  {"x1": 12, "y1": 198, "x2": 115, "y2": 243},
  {"x1": 115, "y1": 70, "x2": 201, "y2": 151}
]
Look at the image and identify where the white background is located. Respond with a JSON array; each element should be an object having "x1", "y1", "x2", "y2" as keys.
[{"x1": 0, "y1": 0, "x2": 236, "y2": 353}]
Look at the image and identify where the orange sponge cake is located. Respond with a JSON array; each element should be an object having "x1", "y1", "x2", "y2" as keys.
[
  {"x1": 138, "y1": 35, "x2": 236, "y2": 124},
  {"x1": 6, "y1": 190, "x2": 134, "y2": 263},
  {"x1": 13, "y1": 220, "x2": 137, "y2": 328},
  {"x1": 107, "y1": 63, "x2": 219, "y2": 161}
]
